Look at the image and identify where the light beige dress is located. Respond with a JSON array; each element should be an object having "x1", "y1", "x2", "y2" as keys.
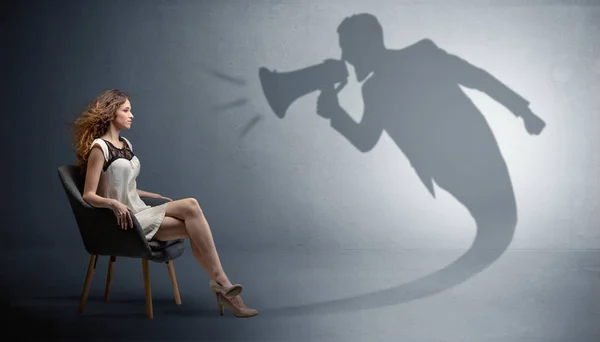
[{"x1": 90, "y1": 136, "x2": 167, "y2": 240}]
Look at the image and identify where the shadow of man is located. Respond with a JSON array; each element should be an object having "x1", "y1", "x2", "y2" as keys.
[{"x1": 269, "y1": 13, "x2": 546, "y2": 316}]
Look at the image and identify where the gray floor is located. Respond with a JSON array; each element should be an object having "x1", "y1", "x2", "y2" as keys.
[{"x1": 4, "y1": 245, "x2": 599, "y2": 341}]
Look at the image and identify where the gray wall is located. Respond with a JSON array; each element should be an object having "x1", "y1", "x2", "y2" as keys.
[
  {"x1": 5, "y1": 0, "x2": 599, "y2": 254},
  {"x1": 3, "y1": 1, "x2": 599, "y2": 340}
]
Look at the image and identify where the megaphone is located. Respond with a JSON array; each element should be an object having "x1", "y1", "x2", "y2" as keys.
[{"x1": 259, "y1": 59, "x2": 349, "y2": 118}]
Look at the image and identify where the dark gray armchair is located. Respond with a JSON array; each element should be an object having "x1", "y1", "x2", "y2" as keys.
[{"x1": 58, "y1": 164, "x2": 185, "y2": 319}]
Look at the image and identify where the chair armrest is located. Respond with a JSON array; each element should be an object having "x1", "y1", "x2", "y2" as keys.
[
  {"x1": 73, "y1": 203, "x2": 152, "y2": 258},
  {"x1": 140, "y1": 196, "x2": 170, "y2": 207}
]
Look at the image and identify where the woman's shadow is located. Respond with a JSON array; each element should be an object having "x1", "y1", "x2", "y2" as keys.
[{"x1": 261, "y1": 13, "x2": 546, "y2": 316}]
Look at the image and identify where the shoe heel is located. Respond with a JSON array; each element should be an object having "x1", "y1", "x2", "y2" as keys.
[{"x1": 215, "y1": 293, "x2": 224, "y2": 316}]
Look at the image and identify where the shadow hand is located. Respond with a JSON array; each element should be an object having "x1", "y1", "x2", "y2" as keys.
[
  {"x1": 522, "y1": 110, "x2": 546, "y2": 135},
  {"x1": 316, "y1": 86, "x2": 340, "y2": 119}
]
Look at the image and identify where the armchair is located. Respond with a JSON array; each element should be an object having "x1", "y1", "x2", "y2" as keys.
[{"x1": 57, "y1": 164, "x2": 185, "y2": 319}]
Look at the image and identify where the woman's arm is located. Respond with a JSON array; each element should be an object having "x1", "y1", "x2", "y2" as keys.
[
  {"x1": 137, "y1": 189, "x2": 158, "y2": 198},
  {"x1": 82, "y1": 146, "x2": 118, "y2": 208},
  {"x1": 137, "y1": 189, "x2": 172, "y2": 201}
]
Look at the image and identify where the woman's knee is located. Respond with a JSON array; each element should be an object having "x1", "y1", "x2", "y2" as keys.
[
  {"x1": 183, "y1": 197, "x2": 203, "y2": 217},
  {"x1": 165, "y1": 197, "x2": 203, "y2": 220}
]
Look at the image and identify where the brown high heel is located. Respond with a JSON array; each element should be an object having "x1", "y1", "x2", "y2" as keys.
[
  {"x1": 215, "y1": 292, "x2": 259, "y2": 318},
  {"x1": 209, "y1": 279, "x2": 243, "y2": 297}
]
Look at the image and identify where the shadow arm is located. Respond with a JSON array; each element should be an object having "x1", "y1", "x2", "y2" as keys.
[
  {"x1": 326, "y1": 86, "x2": 383, "y2": 153},
  {"x1": 427, "y1": 39, "x2": 532, "y2": 118}
]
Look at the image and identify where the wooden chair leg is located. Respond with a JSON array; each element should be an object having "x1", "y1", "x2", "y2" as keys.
[
  {"x1": 142, "y1": 259, "x2": 153, "y2": 319},
  {"x1": 78, "y1": 254, "x2": 97, "y2": 313},
  {"x1": 104, "y1": 256, "x2": 116, "y2": 302},
  {"x1": 167, "y1": 261, "x2": 182, "y2": 305}
]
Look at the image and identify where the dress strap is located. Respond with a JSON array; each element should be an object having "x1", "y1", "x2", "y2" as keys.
[
  {"x1": 121, "y1": 136, "x2": 133, "y2": 151},
  {"x1": 90, "y1": 139, "x2": 110, "y2": 161}
]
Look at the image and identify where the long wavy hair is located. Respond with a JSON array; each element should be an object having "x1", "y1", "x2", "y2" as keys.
[{"x1": 69, "y1": 89, "x2": 130, "y2": 174}]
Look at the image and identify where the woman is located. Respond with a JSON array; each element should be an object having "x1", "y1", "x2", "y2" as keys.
[{"x1": 70, "y1": 89, "x2": 257, "y2": 318}]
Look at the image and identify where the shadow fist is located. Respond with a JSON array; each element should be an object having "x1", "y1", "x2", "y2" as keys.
[{"x1": 522, "y1": 109, "x2": 546, "y2": 135}]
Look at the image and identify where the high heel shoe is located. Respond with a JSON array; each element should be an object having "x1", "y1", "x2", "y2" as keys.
[
  {"x1": 209, "y1": 279, "x2": 243, "y2": 297},
  {"x1": 215, "y1": 292, "x2": 259, "y2": 318}
]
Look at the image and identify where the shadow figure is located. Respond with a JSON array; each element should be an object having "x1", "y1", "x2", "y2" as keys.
[{"x1": 259, "y1": 13, "x2": 546, "y2": 315}]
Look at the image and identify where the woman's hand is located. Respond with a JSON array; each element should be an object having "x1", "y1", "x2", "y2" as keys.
[
  {"x1": 145, "y1": 191, "x2": 172, "y2": 202},
  {"x1": 110, "y1": 200, "x2": 134, "y2": 229},
  {"x1": 157, "y1": 194, "x2": 173, "y2": 202}
]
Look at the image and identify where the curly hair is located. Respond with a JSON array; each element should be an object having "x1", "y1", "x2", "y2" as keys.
[{"x1": 69, "y1": 89, "x2": 130, "y2": 173}]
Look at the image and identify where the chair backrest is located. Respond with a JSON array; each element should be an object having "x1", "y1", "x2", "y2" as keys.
[
  {"x1": 58, "y1": 164, "x2": 86, "y2": 199},
  {"x1": 58, "y1": 164, "x2": 152, "y2": 258}
]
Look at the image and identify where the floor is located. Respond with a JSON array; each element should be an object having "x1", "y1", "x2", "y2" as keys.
[{"x1": 4, "y1": 245, "x2": 599, "y2": 341}]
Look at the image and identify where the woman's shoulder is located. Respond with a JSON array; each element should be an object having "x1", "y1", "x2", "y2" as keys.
[
  {"x1": 120, "y1": 136, "x2": 133, "y2": 151},
  {"x1": 90, "y1": 138, "x2": 108, "y2": 148},
  {"x1": 89, "y1": 138, "x2": 109, "y2": 161}
]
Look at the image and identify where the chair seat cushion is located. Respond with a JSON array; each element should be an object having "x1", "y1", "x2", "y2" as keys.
[
  {"x1": 147, "y1": 239, "x2": 185, "y2": 263},
  {"x1": 148, "y1": 239, "x2": 182, "y2": 251}
]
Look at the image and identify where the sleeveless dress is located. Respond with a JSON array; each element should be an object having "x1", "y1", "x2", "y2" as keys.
[{"x1": 90, "y1": 136, "x2": 167, "y2": 240}]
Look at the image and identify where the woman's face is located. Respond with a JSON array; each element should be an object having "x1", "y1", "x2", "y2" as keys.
[{"x1": 112, "y1": 99, "x2": 133, "y2": 129}]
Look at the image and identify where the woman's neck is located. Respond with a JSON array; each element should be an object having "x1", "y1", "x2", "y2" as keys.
[{"x1": 103, "y1": 126, "x2": 121, "y2": 142}]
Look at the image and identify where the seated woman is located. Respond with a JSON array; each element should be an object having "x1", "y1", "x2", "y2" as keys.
[{"x1": 71, "y1": 89, "x2": 257, "y2": 318}]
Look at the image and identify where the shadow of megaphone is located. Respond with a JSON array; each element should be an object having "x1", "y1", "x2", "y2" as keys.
[{"x1": 259, "y1": 59, "x2": 349, "y2": 118}]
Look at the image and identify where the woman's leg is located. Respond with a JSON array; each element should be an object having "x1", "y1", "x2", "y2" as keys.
[
  {"x1": 152, "y1": 198, "x2": 233, "y2": 288},
  {"x1": 152, "y1": 216, "x2": 222, "y2": 284}
]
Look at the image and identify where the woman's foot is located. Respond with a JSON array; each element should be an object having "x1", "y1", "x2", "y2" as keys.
[
  {"x1": 209, "y1": 279, "x2": 243, "y2": 297},
  {"x1": 216, "y1": 293, "x2": 259, "y2": 318}
]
